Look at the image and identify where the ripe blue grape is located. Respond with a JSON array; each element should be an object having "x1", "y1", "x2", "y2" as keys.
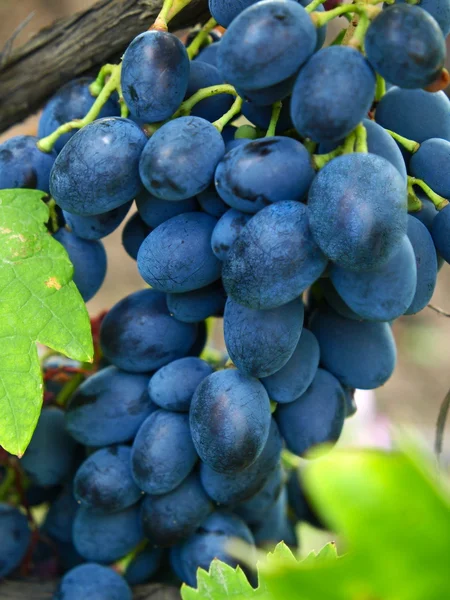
[
  {"x1": 196, "y1": 42, "x2": 220, "y2": 66},
  {"x1": 185, "y1": 61, "x2": 233, "y2": 122},
  {"x1": 431, "y1": 203, "x2": 450, "y2": 262},
  {"x1": 235, "y1": 465, "x2": 283, "y2": 526},
  {"x1": 131, "y1": 410, "x2": 198, "y2": 494},
  {"x1": 208, "y1": 0, "x2": 258, "y2": 27},
  {"x1": 54, "y1": 563, "x2": 132, "y2": 600},
  {"x1": 121, "y1": 31, "x2": 189, "y2": 122},
  {"x1": 222, "y1": 202, "x2": 327, "y2": 309},
  {"x1": 318, "y1": 278, "x2": 363, "y2": 321},
  {"x1": 137, "y1": 213, "x2": 221, "y2": 293},
  {"x1": 65, "y1": 366, "x2": 155, "y2": 446},
  {"x1": 224, "y1": 298, "x2": 304, "y2": 378},
  {"x1": 139, "y1": 117, "x2": 225, "y2": 201},
  {"x1": 42, "y1": 486, "x2": 78, "y2": 544},
  {"x1": 410, "y1": 138, "x2": 450, "y2": 198},
  {"x1": 410, "y1": 192, "x2": 438, "y2": 231},
  {"x1": 235, "y1": 74, "x2": 296, "y2": 107},
  {"x1": 276, "y1": 368, "x2": 346, "y2": 456},
  {"x1": 100, "y1": 289, "x2": 198, "y2": 372},
  {"x1": 261, "y1": 329, "x2": 320, "y2": 404},
  {"x1": 405, "y1": 215, "x2": 438, "y2": 314},
  {"x1": 166, "y1": 281, "x2": 226, "y2": 323},
  {"x1": 140, "y1": 473, "x2": 213, "y2": 546},
  {"x1": 20, "y1": 407, "x2": 77, "y2": 487},
  {"x1": 214, "y1": 138, "x2": 315, "y2": 213},
  {"x1": 38, "y1": 77, "x2": 120, "y2": 153},
  {"x1": 53, "y1": 228, "x2": 107, "y2": 302},
  {"x1": 291, "y1": 46, "x2": 375, "y2": 143},
  {"x1": 308, "y1": 153, "x2": 407, "y2": 271},
  {"x1": 124, "y1": 548, "x2": 163, "y2": 585},
  {"x1": 121, "y1": 213, "x2": 151, "y2": 261},
  {"x1": 50, "y1": 117, "x2": 147, "y2": 215},
  {"x1": 149, "y1": 357, "x2": 213, "y2": 412},
  {"x1": 0, "y1": 135, "x2": 56, "y2": 192},
  {"x1": 310, "y1": 307, "x2": 397, "y2": 390},
  {"x1": 73, "y1": 504, "x2": 143, "y2": 563},
  {"x1": 63, "y1": 202, "x2": 131, "y2": 240},
  {"x1": 0, "y1": 504, "x2": 31, "y2": 578},
  {"x1": 365, "y1": 5, "x2": 445, "y2": 89},
  {"x1": 136, "y1": 189, "x2": 199, "y2": 228},
  {"x1": 74, "y1": 446, "x2": 142, "y2": 513},
  {"x1": 197, "y1": 185, "x2": 229, "y2": 218},
  {"x1": 190, "y1": 369, "x2": 271, "y2": 473},
  {"x1": 211, "y1": 208, "x2": 252, "y2": 261},
  {"x1": 395, "y1": 0, "x2": 450, "y2": 35},
  {"x1": 251, "y1": 487, "x2": 291, "y2": 546},
  {"x1": 217, "y1": 0, "x2": 316, "y2": 91}
]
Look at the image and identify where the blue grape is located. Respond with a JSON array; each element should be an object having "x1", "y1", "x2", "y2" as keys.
[
  {"x1": 375, "y1": 87, "x2": 450, "y2": 144},
  {"x1": 310, "y1": 307, "x2": 397, "y2": 390},
  {"x1": 66, "y1": 366, "x2": 155, "y2": 446},
  {"x1": 276, "y1": 368, "x2": 346, "y2": 456},
  {"x1": 410, "y1": 192, "x2": 438, "y2": 231},
  {"x1": 43, "y1": 486, "x2": 78, "y2": 544},
  {"x1": 53, "y1": 563, "x2": 132, "y2": 600},
  {"x1": 63, "y1": 202, "x2": 131, "y2": 240},
  {"x1": 149, "y1": 357, "x2": 213, "y2": 412},
  {"x1": 100, "y1": 289, "x2": 198, "y2": 372},
  {"x1": 241, "y1": 99, "x2": 293, "y2": 133},
  {"x1": 73, "y1": 504, "x2": 143, "y2": 563},
  {"x1": 222, "y1": 202, "x2": 327, "y2": 309},
  {"x1": 140, "y1": 473, "x2": 213, "y2": 546},
  {"x1": 121, "y1": 213, "x2": 151, "y2": 260},
  {"x1": 208, "y1": 0, "x2": 259, "y2": 26},
  {"x1": 50, "y1": 118, "x2": 147, "y2": 215},
  {"x1": 197, "y1": 185, "x2": 229, "y2": 218},
  {"x1": 410, "y1": 138, "x2": 450, "y2": 198},
  {"x1": 166, "y1": 281, "x2": 226, "y2": 323},
  {"x1": 211, "y1": 208, "x2": 252, "y2": 261},
  {"x1": 217, "y1": 0, "x2": 316, "y2": 91},
  {"x1": 200, "y1": 419, "x2": 282, "y2": 505},
  {"x1": 196, "y1": 42, "x2": 220, "y2": 66},
  {"x1": 395, "y1": 0, "x2": 450, "y2": 35},
  {"x1": 308, "y1": 153, "x2": 407, "y2": 271},
  {"x1": 185, "y1": 61, "x2": 233, "y2": 122},
  {"x1": 261, "y1": 329, "x2": 320, "y2": 404},
  {"x1": 139, "y1": 117, "x2": 225, "y2": 201},
  {"x1": 226, "y1": 138, "x2": 249, "y2": 152},
  {"x1": 431, "y1": 203, "x2": 450, "y2": 262},
  {"x1": 235, "y1": 465, "x2": 283, "y2": 526},
  {"x1": 136, "y1": 189, "x2": 199, "y2": 228},
  {"x1": 38, "y1": 77, "x2": 120, "y2": 153},
  {"x1": 215, "y1": 138, "x2": 315, "y2": 213},
  {"x1": 318, "y1": 278, "x2": 362, "y2": 321},
  {"x1": 74, "y1": 446, "x2": 142, "y2": 513},
  {"x1": 251, "y1": 487, "x2": 291, "y2": 546},
  {"x1": 329, "y1": 236, "x2": 417, "y2": 322},
  {"x1": 405, "y1": 216, "x2": 438, "y2": 314},
  {"x1": 235, "y1": 74, "x2": 296, "y2": 107},
  {"x1": 124, "y1": 548, "x2": 163, "y2": 585},
  {"x1": 0, "y1": 504, "x2": 31, "y2": 578},
  {"x1": 291, "y1": 46, "x2": 375, "y2": 143},
  {"x1": 177, "y1": 512, "x2": 255, "y2": 586},
  {"x1": 224, "y1": 298, "x2": 304, "y2": 378},
  {"x1": 365, "y1": 5, "x2": 445, "y2": 89},
  {"x1": 20, "y1": 407, "x2": 77, "y2": 487},
  {"x1": 137, "y1": 213, "x2": 221, "y2": 293},
  {"x1": 53, "y1": 228, "x2": 107, "y2": 302},
  {"x1": 190, "y1": 369, "x2": 271, "y2": 473},
  {"x1": 131, "y1": 410, "x2": 198, "y2": 494},
  {"x1": 287, "y1": 472, "x2": 323, "y2": 528},
  {"x1": 0, "y1": 135, "x2": 56, "y2": 192},
  {"x1": 121, "y1": 31, "x2": 189, "y2": 122}
]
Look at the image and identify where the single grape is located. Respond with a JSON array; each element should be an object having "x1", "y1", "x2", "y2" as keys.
[
  {"x1": 121, "y1": 213, "x2": 152, "y2": 261},
  {"x1": 38, "y1": 77, "x2": 120, "y2": 153},
  {"x1": 197, "y1": 185, "x2": 229, "y2": 218},
  {"x1": 211, "y1": 208, "x2": 252, "y2": 261},
  {"x1": 0, "y1": 504, "x2": 31, "y2": 578},
  {"x1": 63, "y1": 202, "x2": 131, "y2": 240},
  {"x1": 149, "y1": 357, "x2": 213, "y2": 412},
  {"x1": 66, "y1": 366, "x2": 155, "y2": 446},
  {"x1": 53, "y1": 228, "x2": 107, "y2": 302},
  {"x1": 290, "y1": 46, "x2": 375, "y2": 143},
  {"x1": 136, "y1": 189, "x2": 199, "y2": 228},
  {"x1": 224, "y1": 297, "x2": 304, "y2": 378},
  {"x1": 131, "y1": 410, "x2": 198, "y2": 495},
  {"x1": 196, "y1": 42, "x2": 220, "y2": 66},
  {"x1": 394, "y1": 0, "x2": 450, "y2": 36},
  {"x1": 166, "y1": 281, "x2": 226, "y2": 323},
  {"x1": 234, "y1": 465, "x2": 284, "y2": 526},
  {"x1": 50, "y1": 117, "x2": 147, "y2": 215},
  {"x1": 185, "y1": 60, "x2": 233, "y2": 122},
  {"x1": 140, "y1": 473, "x2": 213, "y2": 546},
  {"x1": 410, "y1": 192, "x2": 438, "y2": 231},
  {"x1": 251, "y1": 487, "x2": 293, "y2": 546},
  {"x1": 124, "y1": 548, "x2": 163, "y2": 585},
  {"x1": 235, "y1": 74, "x2": 297, "y2": 107},
  {"x1": 190, "y1": 369, "x2": 271, "y2": 473},
  {"x1": 318, "y1": 278, "x2": 363, "y2": 321},
  {"x1": 410, "y1": 138, "x2": 450, "y2": 198},
  {"x1": 121, "y1": 31, "x2": 190, "y2": 122},
  {"x1": 276, "y1": 368, "x2": 346, "y2": 456},
  {"x1": 99, "y1": 289, "x2": 198, "y2": 372},
  {"x1": 405, "y1": 216, "x2": 438, "y2": 314},
  {"x1": 42, "y1": 486, "x2": 78, "y2": 544},
  {"x1": 222, "y1": 202, "x2": 327, "y2": 309},
  {"x1": 431, "y1": 203, "x2": 450, "y2": 262},
  {"x1": 287, "y1": 471, "x2": 324, "y2": 529},
  {"x1": 139, "y1": 116, "x2": 225, "y2": 201},
  {"x1": 0, "y1": 135, "x2": 56, "y2": 192},
  {"x1": 53, "y1": 563, "x2": 132, "y2": 600},
  {"x1": 208, "y1": 0, "x2": 259, "y2": 27}
]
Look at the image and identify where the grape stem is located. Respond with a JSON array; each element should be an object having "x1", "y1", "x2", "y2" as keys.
[
  {"x1": 173, "y1": 84, "x2": 238, "y2": 118},
  {"x1": 46, "y1": 199, "x2": 60, "y2": 233},
  {"x1": 38, "y1": 64, "x2": 122, "y2": 153},
  {"x1": 385, "y1": 129, "x2": 420, "y2": 154},
  {"x1": 186, "y1": 17, "x2": 218, "y2": 60},
  {"x1": 89, "y1": 64, "x2": 115, "y2": 97},
  {"x1": 312, "y1": 146, "x2": 342, "y2": 170},
  {"x1": 407, "y1": 180, "x2": 423, "y2": 212},
  {"x1": 354, "y1": 123, "x2": 368, "y2": 153},
  {"x1": 408, "y1": 176, "x2": 449, "y2": 210},
  {"x1": 150, "y1": 0, "x2": 176, "y2": 31},
  {"x1": 115, "y1": 539, "x2": 149, "y2": 575},
  {"x1": 281, "y1": 449, "x2": 302, "y2": 471},
  {"x1": 266, "y1": 101, "x2": 282, "y2": 137},
  {"x1": 213, "y1": 96, "x2": 243, "y2": 132},
  {"x1": 55, "y1": 370, "x2": 86, "y2": 407},
  {"x1": 375, "y1": 73, "x2": 386, "y2": 102},
  {"x1": 311, "y1": 3, "x2": 381, "y2": 28},
  {"x1": 312, "y1": 129, "x2": 359, "y2": 170},
  {"x1": 305, "y1": 0, "x2": 328, "y2": 14},
  {"x1": 347, "y1": 11, "x2": 370, "y2": 50}
]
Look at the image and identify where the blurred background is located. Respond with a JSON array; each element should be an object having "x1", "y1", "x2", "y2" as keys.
[{"x1": 1, "y1": 0, "x2": 449, "y2": 461}]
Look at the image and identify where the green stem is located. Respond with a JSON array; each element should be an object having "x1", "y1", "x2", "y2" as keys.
[
  {"x1": 166, "y1": 0, "x2": 195, "y2": 24},
  {"x1": 385, "y1": 129, "x2": 420, "y2": 154},
  {"x1": 150, "y1": 0, "x2": 175, "y2": 31},
  {"x1": 281, "y1": 449, "x2": 302, "y2": 471},
  {"x1": 342, "y1": 131, "x2": 356, "y2": 154},
  {"x1": 46, "y1": 199, "x2": 59, "y2": 233},
  {"x1": 55, "y1": 372, "x2": 86, "y2": 407},
  {"x1": 347, "y1": 11, "x2": 370, "y2": 50},
  {"x1": 187, "y1": 17, "x2": 217, "y2": 60},
  {"x1": 312, "y1": 146, "x2": 342, "y2": 170},
  {"x1": 115, "y1": 539, "x2": 148, "y2": 575},
  {"x1": 38, "y1": 64, "x2": 122, "y2": 153},
  {"x1": 408, "y1": 176, "x2": 449, "y2": 210},
  {"x1": 173, "y1": 84, "x2": 238, "y2": 118},
  {"x1": 266, "y1": 101, "x2": 282, "y2": 137},
  {"x1": 89, "y1": 64, "x2": 115, "y2": 97},
  {"x1": 311, "y1": 3, "x2": 380, "y2": 27},
  {"x1": 213, "y1": 96, "x2": 243, "y2": 132},
  {"x1": 330, "y1": 29, "x2": 347, "y2": 46},
  {"x1": 375, "y1": 73, "x2": 386, "y2": 102},
  {"x1": 303, "y1": 139, "x2": 317, "y2": 154},
  {"x1": 354, "y1": 123, "x2": 368, "y2": 153},
  {"x1": 407, "y1": 180, "x2": 423, "y2": 212},
  {"x1": 305, "y1": 0, "x2": 327, "y2": 13}
]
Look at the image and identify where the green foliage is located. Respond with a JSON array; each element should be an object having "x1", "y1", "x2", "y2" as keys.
[
  {"x1": 0, "y1": 189, "x2": 93, "y2": 456},
  {"x1": 181, "y1": 443, "x2": 450, "y2": 600}
]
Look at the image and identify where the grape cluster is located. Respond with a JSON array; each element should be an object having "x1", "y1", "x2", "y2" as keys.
[{"x1": 1, "y1": 0, "x2": 450, "y2": 596}]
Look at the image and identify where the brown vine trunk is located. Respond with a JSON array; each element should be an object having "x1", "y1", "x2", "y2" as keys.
[{"x1": 0, "y1": 0, "x2": 209, "y2": 134}]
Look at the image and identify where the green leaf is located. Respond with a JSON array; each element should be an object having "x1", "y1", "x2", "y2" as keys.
[
  {"x1": 0, "y1": 189, "x2": 93, "y2": 455},
  {"x1": 181, "y1": 559, "x2": 256, "y2": 600},
  {"x1": 301, "y1": 542, "x2": 338, "y2": 566}
]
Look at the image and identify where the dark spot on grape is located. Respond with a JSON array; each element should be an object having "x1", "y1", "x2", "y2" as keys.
[
  {"x1": 128, "y1": 85, "x2": 139, "y2": 102},
  {"x1": 23, "y1": 169, "x2": 38, "y2": 189}
]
